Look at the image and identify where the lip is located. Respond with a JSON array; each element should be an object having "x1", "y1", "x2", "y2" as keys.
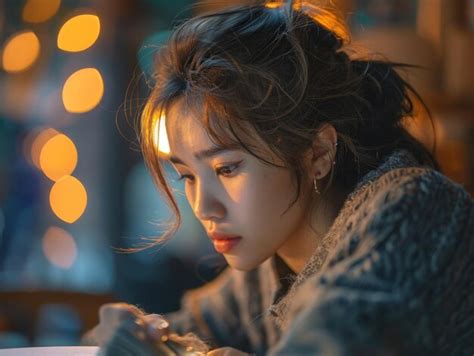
[
  {"x1": 208, "y1": 232, "x2": 242, "y2": 254},
  {"x1": 208, "y1": 231, "x2": 241, "y2": 240}
]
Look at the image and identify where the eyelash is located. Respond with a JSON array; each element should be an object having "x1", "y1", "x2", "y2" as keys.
[{"x1": 176, "y1": 162, "x2": 241, "y2": 182}]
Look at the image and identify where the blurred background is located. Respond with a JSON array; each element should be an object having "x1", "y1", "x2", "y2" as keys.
[{"x1": 0, "y1": 0, "x2": 473, "y2": 349}]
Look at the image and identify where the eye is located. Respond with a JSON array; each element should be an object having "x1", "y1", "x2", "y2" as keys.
[
  {"x1": 216, "y1": 161, "x2": 242, "y2": 177},
  {"x1": 176, "y1": 174, "x2": 195, "y2": 183}
]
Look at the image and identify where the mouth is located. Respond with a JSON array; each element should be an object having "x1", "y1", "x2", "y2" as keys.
[{"x1": 208, "y1": 232, "x2": 242, "y2": 254}]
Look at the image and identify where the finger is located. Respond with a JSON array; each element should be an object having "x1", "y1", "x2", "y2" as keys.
[
  {"x1": 123, "y1": 317, "x2": 148, "y2": 342},
  {"x1": 207, "y1": 347, "x2": 231, "y2": 356},
  {"x1": 143, "y1": 313, "x2": 169, "y2": 329},
  {"x1": 99, "y1": 303, "x2": 143, "y2": 325},
  {"x1": 95, "y1": 303, "x2": 144, "y2": 347},
  {"x1": 207, "y1": 347, "x2": 248, "y2": 356},
  {"x1": 86, "y1": 325, "x2": 102, "y2": 345},
  {"x1": 143, "y1": 314, "x2": 170, "y2": 342}
]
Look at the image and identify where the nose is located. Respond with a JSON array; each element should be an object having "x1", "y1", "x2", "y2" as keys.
[{"x1": 190, "y1": 179, "x2": 225, "y2": 222}]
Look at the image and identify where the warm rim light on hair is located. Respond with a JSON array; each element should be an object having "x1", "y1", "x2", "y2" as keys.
[
  {"x1": 57, "y1": 14, "x2": 100, "y2": 52},
  {"x1": 1, "y1": 31, "x2": 41, "y2": 73},
  {"x1": 154, "y1": 112, "x2": 170, "y2": 155},
  {"x1": 42, "y1": 226, "x2": 77, "y2": 269},
  {"x1": 301, "y1": 3, "x2": 349, "y2": 43},
  {"x1": 264, "y1": 1, "x2": 349, "y2": 43},
  {"x1": 265, "y1": 1, "x2": 284, "y2": 8},
  {"x1": 142, "y1": 101, "x2": 170, "y2": 155}
]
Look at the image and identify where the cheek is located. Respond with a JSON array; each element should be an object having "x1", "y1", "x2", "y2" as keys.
[
  {"x1": 232, "y1": 169, "x2": 297, "y2": 221},
  {"x1": 183, "y1": 183, "x2": 202, "y2": 213}
]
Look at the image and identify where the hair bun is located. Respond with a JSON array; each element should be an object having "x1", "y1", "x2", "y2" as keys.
[
  {"x1": 293, "y1": 1, "x2": 348, "y2": 51},
  {"x1": 351, "y1": 59, "x2": 407, "y2": 129},
  {"x1": 265, "y1": 0, "x2": 347, "y2": 53}
]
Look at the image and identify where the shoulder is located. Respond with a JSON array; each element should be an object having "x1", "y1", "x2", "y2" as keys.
[
  {"x1": 363, "y1": 167, "x2": 473, "y2": 252},
  {"x1": 278, "y1": 169, "x2": 474, "y2": 354},
  {"x1": 351, "y1": 165, "x2": 471, "y2": 211},
  {"x1": 377, "y1": 166, "x2": 470, "y2": 200},
  {"x1": 313, "y1": 166, "x2": 473, "y2": 295},
  {"x1": 337, "y1": 166, "x2": 473, "y2": 250}
]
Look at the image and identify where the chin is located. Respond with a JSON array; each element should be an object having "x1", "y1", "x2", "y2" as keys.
[{"x1": 224, "y1": 254, "x2": 266, "y2": 272}]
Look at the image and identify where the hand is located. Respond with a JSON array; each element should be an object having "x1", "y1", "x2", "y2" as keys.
[
  {"x1": 90, "y1": 303, "x2": 169, "y2": 347},
  {"x1": 207, "y1": 347, "x2": 250, "y2": 356}
]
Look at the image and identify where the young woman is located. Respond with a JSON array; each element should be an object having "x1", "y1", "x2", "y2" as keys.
[{"x1": 91, "y1": 1, "x2": 474, "y2": 355}]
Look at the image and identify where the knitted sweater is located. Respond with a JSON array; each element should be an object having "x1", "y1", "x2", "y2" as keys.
[
  {"x1": 106, "y1": 148, "x2": 474, "y2": 355},
  {"x1": 166, "y1": 148, "x2": 474, "y2": 355}
]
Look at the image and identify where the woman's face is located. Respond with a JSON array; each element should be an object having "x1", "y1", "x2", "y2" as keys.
[{"x1": 165, "y1": 103, "x2": 314, "y2": 271}]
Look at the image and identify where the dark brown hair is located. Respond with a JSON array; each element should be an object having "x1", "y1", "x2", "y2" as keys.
[{"x1": 139, "y1": 0, "x2": 440, "y2": 247}]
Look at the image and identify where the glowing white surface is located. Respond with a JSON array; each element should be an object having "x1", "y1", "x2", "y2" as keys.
[{"x1": 0, "y1": 346, "x2": 99, "y2": 355}]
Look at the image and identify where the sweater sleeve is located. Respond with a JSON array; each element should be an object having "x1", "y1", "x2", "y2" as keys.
[
  {"x1": 100, "y1": 261, "x2": 273, "y2": 355},
  {"x1": 269, "y1": 170, "x2": 474, "y2": 355},
  {"x1": 165, "y1": 267, "x2": 255, "y2": 352},
  {"x1": 98, "y1": 267, "x2": 261, "y2": 356}
]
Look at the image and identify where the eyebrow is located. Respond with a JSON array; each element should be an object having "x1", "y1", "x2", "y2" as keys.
[{"x1": 169, "y1": 146, "x2": 241, "y2": 165}]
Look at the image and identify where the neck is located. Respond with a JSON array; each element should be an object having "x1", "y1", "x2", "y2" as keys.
[{"x1": 277, "y1": 187, "x2": 347, "y2": 274}]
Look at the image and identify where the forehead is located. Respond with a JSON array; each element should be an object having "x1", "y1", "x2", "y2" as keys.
[
  {"x1": 165, "y1": 100, "x2": 214, "y2": 153},
  {"x1": 164, "y1": 98, "x2": 279, "y2": 163}
]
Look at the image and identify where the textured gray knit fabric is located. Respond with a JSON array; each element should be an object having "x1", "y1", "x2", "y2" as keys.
[
  {"x1": 164, "y1": 148, "x2": 474, "y2": 355},
  {"x1": 98, "y1": 148, "x2": 473, "y2": 355}
]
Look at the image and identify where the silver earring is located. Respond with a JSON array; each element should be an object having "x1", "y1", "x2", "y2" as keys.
[
  {"x1": 313, "y1": 175, "x2": 320, "y2": 194},
  {"x1": 333, "y1": 141, "x2": 338, "y2": 166}
]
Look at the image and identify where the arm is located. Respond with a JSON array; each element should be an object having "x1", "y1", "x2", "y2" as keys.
[
  {"x1": 90, "y1": 259, "x2": 272, "y2": 355},
  {"x1": 269, "y1": 171, "x2": 473, "y2": 355},
  {"x1": 95, "y1": 268, "x2": 254, "y2": 355},
  {"x1": 165, "y1": 267, "x2": 255, "y2": 352}
]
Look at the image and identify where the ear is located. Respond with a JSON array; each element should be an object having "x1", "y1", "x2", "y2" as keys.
[{"x1": 304, "y1": 123, "x2": 338, "y2": 180}]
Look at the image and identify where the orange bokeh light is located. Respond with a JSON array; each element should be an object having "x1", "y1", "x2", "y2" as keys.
[
  {"x1": 39, "y1": 133, "x2": 78, "y2": 181},
  {"x1": 57, "y1": 14, "x2": 100, "y2": 52},
  {"x1": 29, "y1": 128, "x2": 60, "y2": 169},
  {"x1": 23, "y1": 0, "x2": 61, "y2": 24},
  {"x1": 42, "y1": 226, "x2": 77, "y2": 269},
  {"x1": 49, "y1": 175, "x2": 87, "y2": 223},
  {"x1": 1, "y1": 31, "x2": 40, "y2": 73},
  {"x1": 62, "y1": 67, "x2": 104, "y2": 113}
]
